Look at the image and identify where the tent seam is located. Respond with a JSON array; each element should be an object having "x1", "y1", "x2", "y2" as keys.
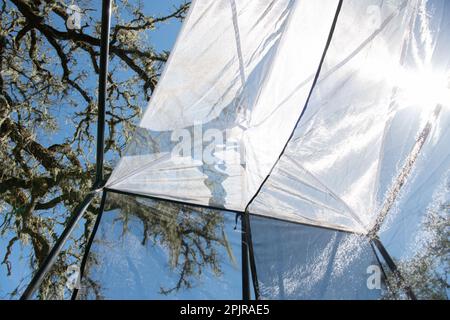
[{"x1": 243, "y1": 0, "x2": 344, "y2": 213}]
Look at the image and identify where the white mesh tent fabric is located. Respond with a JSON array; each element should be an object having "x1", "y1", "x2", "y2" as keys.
[{"x1": 78, "y1": 0, "x2": 450, "y2": 300}]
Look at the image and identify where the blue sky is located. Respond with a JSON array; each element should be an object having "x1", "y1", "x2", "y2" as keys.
[{"x1": 144, "y1": 0, "x2": 188, "y2": 51}]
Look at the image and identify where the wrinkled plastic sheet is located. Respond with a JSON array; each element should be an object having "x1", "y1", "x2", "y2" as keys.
[
  {"x1": 106, "y1": 0, "x2": 340, "y2": 212},
  {"x1": 250, "y1": 0, "x2": 450, "y2": 233}
]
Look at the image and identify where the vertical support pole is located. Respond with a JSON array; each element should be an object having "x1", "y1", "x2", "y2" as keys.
[
  {"x1": 20, "y1": 0, "x2": 112, "y2": 300},
  {"x1": 244, "y1": 212, "x2": 260, "y2": 300},
  {"x1": 95, "y1": 0, "x2": 112, "y2": 187},
  {"x1": 241, "y1": 214, "x2": 250, "y2": 300}
]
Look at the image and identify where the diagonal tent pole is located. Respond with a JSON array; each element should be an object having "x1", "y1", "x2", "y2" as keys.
[
  {"x1": 20, "y1": 190, "x2": 100, "y2": 300},
  {"x1": 20, "y1": 0, "x2": 112, "y2": 300},
  {"x1": 71, "y1": 191, "x2": 108, "y2": 300},
  {"x1": 371, "y1": 237, "x2": 417, "y2": 300}
]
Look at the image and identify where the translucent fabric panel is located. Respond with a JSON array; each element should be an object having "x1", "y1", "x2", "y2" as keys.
[
  {"x1": 76, "y1": 192, "x2": 243, "y2": 299},
  {"x1": 378, "y1": 111, "x2": 450, "y2": 299},
  {"x1": 250, "y1": 0, "x2": 450, "y2": 233},
  {"x1": 373, "y1": 2, "x2": 450, "y2": 300},
  {"x1": 249, "y1": 215, "x2": 387, "y2": 300},
  {"x1": 106, "y1": 0, "x2": 340, "y2": 211},
  {"x1": 371, "y1": 0, "x2": 450, "y2": 229}
]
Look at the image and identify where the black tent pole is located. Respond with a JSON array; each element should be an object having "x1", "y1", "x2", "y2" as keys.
[
  {"x1": 371, "y1": 237, "x2": 417, "y2": 300},
  {"x1": 241, "y1": 214, "x2": 250, "y2": 300},
  {"x1": 239, "y1": 2, "x2": 343, "y2": 300},
  {"x1": 20, "y1": 191, "x2": 99, "y2": 299},
  {"x1": 244, "y1": 212, "x2": 260, "y2": 299},
  {"x1": 20, "y1": 0, "x2": 112, "y2": 300},
  {"x1": 94, "y1": 0, "x2": 112, "y2": 188},
  {"x1": 70, "y1": 190, "x2": 108, "y2": 300}
]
